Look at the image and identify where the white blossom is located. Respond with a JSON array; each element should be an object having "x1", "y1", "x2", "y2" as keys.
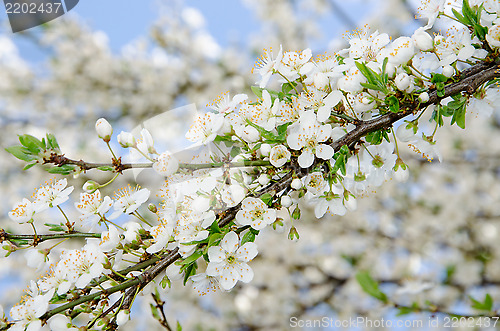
[
  {"x1": 236, "y1": 197, "x2": 277, "y2": 230},
  {"x1": 153, "y1": 152, "x2": 179, "y2": 177},
  {"x1": 206, "y1": 231, "x2": 258, "y2": 290},
  {"x1": 32, "y1": 178, "x2": 74, "y2": 213}
]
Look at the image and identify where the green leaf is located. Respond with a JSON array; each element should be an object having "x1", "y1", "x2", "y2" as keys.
[
  {"x1": 182, "y1": 261, "x2": 198, "y2": 285},
  {"x1": 210, "y1": 220, "x2": 221, "y2": 234},
  {"x1": 250, "y1": 228, "x2": 260, "y2": 235},
  {"x1": 355, "y1": 61, "x2": 378, "y2": 84},
  {"x1": 44, "y1": 223, "x2": 65, "y2": 232},
  {"x1": 360, "y1": 82, "x2": 383, "y2": 91},
  {"x1": 241, "y1": 231, "x2": 256, "y2": 245},
  {"x1": 5, "y1": 146, "x2": 36, "y2": 162},
  {"x1": 430, "y1": 73, "x2": 448, "y2": 84},
  {"x1": 160, "y1": 275, "x2": 171, "y2": 289},
  {"x1": 470, "y1": 293, "x2": 493, "y2": 311},
  {"x1": 452, "y1": 8, "x2": 470, "y2": 25},
  {"x1": 18, "y1": 134, "x2": 44, "y2": 154},
  {"x1": 333, "y1": 154, "x2": 347, "y2": 176},
  {"x1": 97, "y1": 166, "x2": 114, "y2": 172},
  {"x1": 355, "y1": 61, "x2": 389, "y2": 93},
  {"x1": 230, "y1": 146, "x2": 241, "y2": 158},
  {"x1": 365, "y1": 129, "x2": 389, "y2": 145},
  {"x1": 473, "y1": 23, "x2": 487, "y2": 40},
  {"x1": 176, "y1": 321, "x2": 183, "y2": 331},
  {"x1": 260, "y1": 193, "x2": 273, "y2": 206},
  {"x1": 19, "y1": 134, "x2": 45, "y2": 149},
  {"x1": 180, "y1": 251, "x2": 202, "y2": 266},
  {"x1": 208, "y1": 233, "x2": 223, "y2": 247},
  {"x1": 9, "y1": 238, "x2": 29, "y2": 246},
  {"x1": 386, "y1": 95, "x2": 400, "y2": 113},
  {"x1": 381, "y1": 57, "x2": 389, "y2": 85},
  {"x1": 430, "y1": 105, "x2": 445, "y2": 126},
  {"x1": 276, "y1": 122, "x2": 292, "y2": 137},
  {"x1": 339, "y1": 144, "x2": 350, "y2": 155},
  {"x1": 45, "y1": 133, "x2": 60, "y2": 150},
  {"x1": 47, "y1": 164, "x2": 77, "y2": 175},
  {"x1": 355, "y1": 271, "x2": 388, "y2": 303},
  {"x1": 251, "y1": 86, "x2": 263, "y2": 99},
  {"x1": 23, "y1": 162, "x2": 37, "y2": 170},
  {"x1": 282, "y1": 81, "x2": 297, "y2": 94},
  {"x1": 396, "y1": 303, "x2": 420, "y2": 316},
  {"x1": 49, "y1": 293, "x2": 68, "y2": 304},
  {"x1": 150, "y1": 303, "x2": 160, "y2": 320},
  {"x1": 451, "y1": 105, "x2": 466, "y2": 129}
]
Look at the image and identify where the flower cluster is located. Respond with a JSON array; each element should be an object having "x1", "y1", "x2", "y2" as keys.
[{"x1": 3, "y1": 0, "x2": 500, "y2": 329}]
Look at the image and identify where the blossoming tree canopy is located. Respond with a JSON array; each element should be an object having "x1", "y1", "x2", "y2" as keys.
[{"x1": 2, "y1": 0, "x2": 500, "y2": 329}]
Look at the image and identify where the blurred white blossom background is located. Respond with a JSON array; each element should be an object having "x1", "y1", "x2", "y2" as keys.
[{"x1": 1, "y1": 0, "x2": 500, "y2": 330}]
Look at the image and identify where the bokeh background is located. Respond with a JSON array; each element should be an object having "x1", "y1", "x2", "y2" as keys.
[{"x1": 1, "y1": 0, "x2": 500, "y2": 330}]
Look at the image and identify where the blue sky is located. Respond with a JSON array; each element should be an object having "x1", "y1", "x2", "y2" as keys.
[
  {"x1": 0, "y1": 0, "x2": 384, "y2": 61},
  {"x1": 0, "y1": 0, "x2": 260, "y2": 57}
]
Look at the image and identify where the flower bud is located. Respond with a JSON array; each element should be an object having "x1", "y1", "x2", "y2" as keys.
[
  {"x1": 148, "y1": 203, "x2": 158, "y2": 214},
  {"x1": 412, "y1": 27, "x2": 434, "y2": 51},
  {"x1": 83, "y1": 180, "x2": 100, "y2": 193},
  {"x1": 116, "y1": 310, "x2": 130, "y2": 326},
  {"x1": 95, "y1": 118, "x2": 113, "y2": 142},
  {"x1": 288, "y1": 226, "x2": 299, "y2": 240},
  {"x1": 260, "y1": 143, "x2": 271, "y2": 156},
  {"x1": 291, "y1": 178, "x2": 302, "y2": 190},
  {"x1": 281, "y1": 195, "x2": 293, "y2": 208},
  {"x1": 418, "y1": 92, "x2": 430, "y2": 103},
  {"x1": 140, "y1": 128, "x2": 156, "y2": 154},
  {"x1": 395, "y1": 73, "x2": 411, "y2": 91},
  {"x1": 442, "y1": 65, "x2": 454, "y2": 78},
  {"x1": 117, "y1": 131, "x2": 136, "y2": 148},
  {"x1": 258, "y1": 173, "x2": 271, "y2": 186}
]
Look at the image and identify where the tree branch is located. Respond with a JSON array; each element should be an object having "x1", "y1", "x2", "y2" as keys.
[{"x1": 26, "y1": 61, "x2": 500, "y2": 327}]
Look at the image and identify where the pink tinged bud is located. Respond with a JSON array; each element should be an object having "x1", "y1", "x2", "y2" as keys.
[
  {"x1": 153, "y1": 152, "x2": 179, "y2": 177},
  {"x1": 117, "y1": 131, "x2": 136, "y2": 148},
  {"x1": 412, "y1": 27, "x2": 434, "y2": 51},
  {"x1": 418, "y1": 92, "x2": 430, "y2": 103},
  {"x1": 442, "y1": 65, "x2": 454, "y2": 78},
  {"x1": 281, "y1": 195, "x2": 293, "y2": 208},
  {"x1": 291, "y1": 178, "x2": 302, "y2": 190},
  {"x1": 95, "y1": 118, "x2": 113, "y2": 142}
]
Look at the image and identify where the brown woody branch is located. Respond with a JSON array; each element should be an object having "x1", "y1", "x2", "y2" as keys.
[{"x1": 32, "y1": 61, "x2": 500, "y2": 327}]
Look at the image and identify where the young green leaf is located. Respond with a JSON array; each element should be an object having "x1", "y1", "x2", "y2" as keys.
[{"x1": 355, "y1": 271, "x2": 388, "y2": 303}]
